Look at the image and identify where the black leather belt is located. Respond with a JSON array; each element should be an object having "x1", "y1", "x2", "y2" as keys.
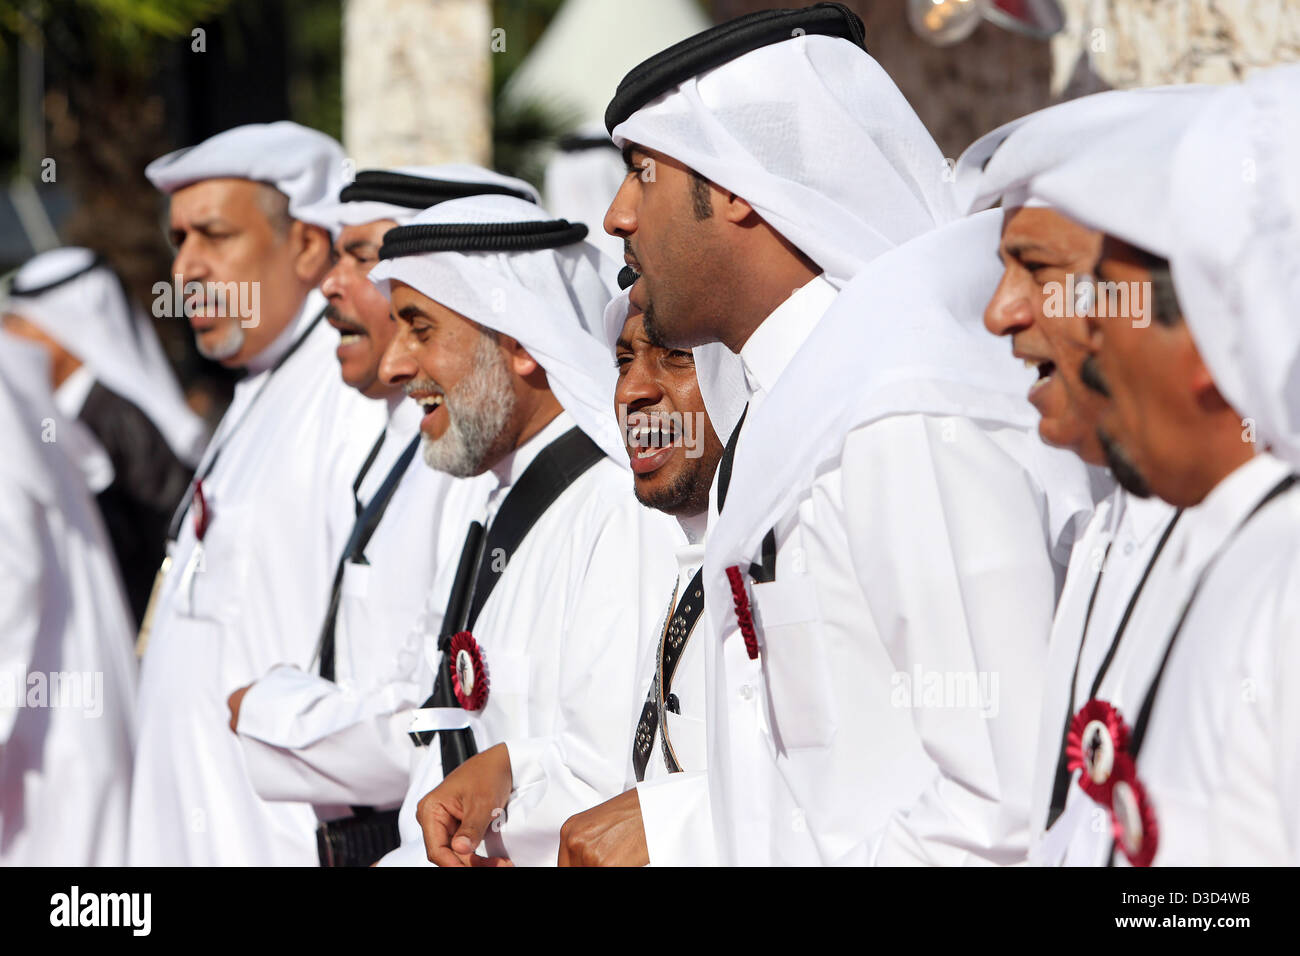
[{"x1": 316, "y1": 808, "x2": 402, "y2": 868}]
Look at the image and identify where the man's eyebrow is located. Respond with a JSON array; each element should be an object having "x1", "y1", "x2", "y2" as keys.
[
  {"x1": 343, "y1": 239, "x2": 379, "y2": 256},
  {"x1": 615, "y1": 335, "x2": 634, "y2": 351},
  {"x1": 623, "y1": 144, "x2": 648, "y2": 171},
  {"x1": 396, "y1": 304, "x2": 428, "y2": 321},
  {"x1": 1003, "y1": 239, "x2": 1059, "y2": 259}
]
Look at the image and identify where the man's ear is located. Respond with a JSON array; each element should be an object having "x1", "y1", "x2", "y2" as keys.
[
  {"x1": 721, "y1": 192, "x2": 756, "y2": 225},
  {"x1": 1185, "y1": 333, "x2": 1233, "y2": 413},
  {"x1": 502, "y1": 334, "x2": 542, "y2": 378},
  {"x1": 293, "y1": 222, "x2": 334, "y2": 284}
]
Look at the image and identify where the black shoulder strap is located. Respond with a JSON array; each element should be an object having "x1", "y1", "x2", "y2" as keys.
[
  {"x1": 464, "y1": 426, "x2": 605, "y2": 632},
  {"x1": 715, "y1": 404, "x2": 776, "y2": 583},
  {"x1": 409, "y1": 426, "x2": 606, "y2": 760}
]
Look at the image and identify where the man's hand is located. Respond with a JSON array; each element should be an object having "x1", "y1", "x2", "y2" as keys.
[
  {"x1": 227, "y1": 683, "x2": 253, "y2": 733},
  {"x1": 417, "y1": 743, "x2": 515, "y2": 867},
  {"x1": 558, "y1": 788, "x2": 649, "y2": 867}
]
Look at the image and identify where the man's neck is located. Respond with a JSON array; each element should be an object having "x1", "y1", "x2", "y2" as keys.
[{"x1": 1174, "y1": 422, "x2": 1257, "y2": 506}]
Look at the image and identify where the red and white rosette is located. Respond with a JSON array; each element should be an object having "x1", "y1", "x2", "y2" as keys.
[
  {"x1": 449, "y1": 630, "x2": 490, "y2": 711},
  {"x1": 1065, "y1": 698, "x2": 1131, "y2": 803},
  {"x1": 1109, "y1": 753, "x2": 1158, "y2": 867}
]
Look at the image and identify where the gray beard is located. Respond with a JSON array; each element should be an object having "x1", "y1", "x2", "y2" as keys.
[
  {"x1": 420, "y1": 333, "x2": 517, "y2": 478},
  {"x1": 197, "y1": 322, "x2": 245, "y2": 362}
]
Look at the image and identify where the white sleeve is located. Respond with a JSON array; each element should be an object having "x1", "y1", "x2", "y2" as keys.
[
  {"x1": 500, "y1": 504, "x2": 675, "y2": 865},
  {"x1": 0, "y1": 483, "x2": 42, "y2": 746},
  {"x1": 236, "y1": 664, "x2": 421, "y2": 807},
  {"x1": 636, "y1": 771, "x2": 719, "y2": 866},
  {"x1": 840, "y1": 416, "x2": 1053, "y2": 865}
]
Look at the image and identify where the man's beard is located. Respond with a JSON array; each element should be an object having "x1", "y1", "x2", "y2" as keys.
[
  {"x1": 634, "y1": 455, "x2": 712, "y2": 516},
  {"x1": 197, "y1": 321, "x2": 245, "y2": 362},
  {"x1": 418, "y1": 332, "x2": 517, "y2": 478},
  {"x1": 1097, "y1": 427, "x2": 1152, "y2": 499},
  {"x1": 1079, "y1": 354, "x2": 1111, "y2": 397}
]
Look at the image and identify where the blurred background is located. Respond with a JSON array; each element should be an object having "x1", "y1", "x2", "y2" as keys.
[{"x1": 1, "y1": 0, "x2": 1297, "y2": 422}]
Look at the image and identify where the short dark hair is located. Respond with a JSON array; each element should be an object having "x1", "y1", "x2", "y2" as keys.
[{"x1": 688, "y1": 169, "x2": 713, "y2": 221}]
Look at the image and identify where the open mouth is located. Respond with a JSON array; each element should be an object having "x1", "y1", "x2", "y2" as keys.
[
  {"x1": 625, "y1": 417, "x2": 679, "y2": 474},
  {"x1": 327, "y1": 313, "x2": 367, "y2": 344}
]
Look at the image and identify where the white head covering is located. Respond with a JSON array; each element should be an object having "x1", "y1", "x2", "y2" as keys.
[
  {"x1": 0, "y1": 333, "x2": 114, "y2": 499},
  {"x1": 145, "y1": 121, "x2": 345, "y2": 232},
  {"x1": 1167, "y1": 65, "x2": 1300, "y2": 470},
  {"x1": 308, "y1": 164, "x2": 540, "y2": 234},
  {"x1": 544, "y1": 124, "x2": 627, "y2": 264},
  {"x1": 368, "y1": 195, "x2": 624, "y2": 462},
  {"x1": 4, "y1": 247, "x2": 208, "y2": 465},
  {"x1": 611, "y1": 32, "x2": 958, "y2": 439},
  {"x1": 956, "y1": 76, "x2": 1300, "y2": 467},
  {"x1": 705, "y1": 210, "x2": 1099, "y2": 586}
]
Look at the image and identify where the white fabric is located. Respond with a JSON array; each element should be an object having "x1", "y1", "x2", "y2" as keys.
[
  {"x1": 1043, "y1": 454, "x2": 1300, "y2": 865},
  {"x1": 543, "y1": 124, "x2": 626, "y2": 263},
  {"x1": 235, "y1": 398, "x2": 491, "y2": 811},
  {"x1": 128, "y1": 293, "x2": 388, "y2": 865},
  {"x1": 6, "y1": 248, "x2": 208, "y2": 465},
  {"x1": 0, "y1": 336, "x2": 136, "y2": 865},
  {"x1": 611, "y1": 33, "x2": 959, "y2": 442},
  {"x1": 146, "y1": 121, "x2": 346, "y2": 232},
  {"x1": 1027, "y1": 488, "x2": 1176, "y2": 865},
  {"x1": 378, "y1": 412, "x2": 678, "y2": 866},
  {"x1": 369, "y1": 194, "x2": 625, "y2": 462},
  {"x1": 309, "y1": 164, "x2": 540, "y2": 233},
  {"x1": 708, "y1": 211, "x2": 1099, "y2": 612},
  {"x1": 697, "y1": 221, "x2": 1101, "y2": 865},
  {"x1": 1165, "y1": 65, "x2": 1300, "y2": 472}
]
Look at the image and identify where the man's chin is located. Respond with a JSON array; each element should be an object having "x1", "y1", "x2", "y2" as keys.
[{"x1": 196, "y1": 325, "x2": 247, "y2": 365}]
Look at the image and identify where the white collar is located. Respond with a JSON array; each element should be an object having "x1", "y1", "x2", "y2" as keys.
[
  {"x1": 738, "y1": 275, "x2": 837, "y2": 398},
  {"x1": 1173, "y1": 452, "x2": 1293, "y2": 573},
  {"x1": 54, "y1": 364, "x2": 96, "y2": 420},
  {"x1": 488, "y1": 409, "x2": 577, "y2": 492},
  {"x1": 245, "y1": 292, "x2": 323, "y2": 375},
  {"x1": 675, "y1": 509, "x2": 708, "y2": 546}
]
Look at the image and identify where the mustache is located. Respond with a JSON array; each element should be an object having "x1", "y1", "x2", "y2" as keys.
[
  {"x1": 1079, "y1": 355, "x2": 1111, "y2": 397},
  {"x1": 402, "y1": 377, "x2": 445, "y2": 398}
]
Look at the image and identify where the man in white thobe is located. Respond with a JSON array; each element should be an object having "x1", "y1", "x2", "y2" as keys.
[
  {"x1": 359, "y1": 195, "x2": 676, "y2": 866},
  {"x1": 128, "y1": 122, "x2": 388, "y2": 865},
  {"x1": 960, "y1": 65, "x2": 1300, "y2": 865},
  {"x1": 227, "y1": 166, "x2": 537, "y2": 866},
  {"x1": 556, "y1": 293, "x2": 729, "y2": 866},
  {"x1": 603, "y1": 6, "x2": 1097, "y2": 865},
  {"x1": 0, "y1": 335, "x2": 136, "y2": 865}
]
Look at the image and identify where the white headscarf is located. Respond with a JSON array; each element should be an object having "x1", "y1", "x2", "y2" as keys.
[
  {"x1": 1166, "y1": 65, "x2": 1300, "y2": 471},
  {"x1": 145, "y1": 121, "x2": 346, "y2": 233},
  {"x1": 368, "y1": 195, "x2": 625, "y2": 462},
  {"x1": 0, "y1": 334, "x2": 114, "y2": 499},
  {"x1": 543, "y1": 124, "x2": 627, "y2": 264},
  {"x1": 309, "y1": 164, "x2": 540, "y2": 233},
  {"x1": 611, "y1": 33, "x2": 959, "y2": 439},
  {"x1": 956, "y1": 77, "x2": 1300, "y2": 467},
  {"x1": 5, "y1": 248, "x2": 207, "y2": 466},
  {"x1": 705, "y1": 210, "x2": 1098, "y2": 585}
]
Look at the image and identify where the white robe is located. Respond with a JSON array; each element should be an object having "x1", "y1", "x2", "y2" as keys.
[
  {"x1": 1040, "y1": 453, "x2": 1300, "y2": 866},
  {"x1": 1027, "y1": 486, "x2": 1174, "y2": 864},
  {"x1": 633, "y1": 512, "x2": 742, "y2": 867},
  {"x1": 235, "y1": 397, "x2": 491, "y2": 814},
  {"x1": 379, "y1": 412, "x2": 678, "y2": 866},
  {"x1": 128, "y1": 293, "x2": 388, "y2": 865},
  {"x1": 703, "y1": 278, "x2": 1090, "y2": 866},
  {"x1": 0, "y1": 339, "x2": 136, "y2": 865}
]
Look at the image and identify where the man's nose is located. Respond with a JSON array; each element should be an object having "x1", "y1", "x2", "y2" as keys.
[
  {"x1": 615, "y1": 358, "x2": 664, "y2": 413},
  {"x1": 379, "y1": 325, "x2": 416, "y2": 387},
  {"x1": 319, "y1": 259, "x2": 346, "y2": 299},
  {"x1": 171, "y1": 238, "x2": 206, "y2": 287},
  {"x1": 604, "y1": 178, "x2": 638, "y2": 239},
  {"x1": 983, "y1": 274, "x2": 1034, "y2": 337}
]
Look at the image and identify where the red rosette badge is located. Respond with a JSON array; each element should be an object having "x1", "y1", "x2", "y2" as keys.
[
  {"x1": 193, "y1": 478, "x2": 211, "y2": 541},
  {"x1": 725, "y1": 566, "x2": 760, "y2": 660},
  {"x1": 449, "y1": 631, "x2": 489, "y2": 711},
  {"x1": 1109, "y1": 753, "x2": 1158, "y2": 867},
  {"x1": 1065, "y1": 699, "x2": 1131, "y2": 803}
]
